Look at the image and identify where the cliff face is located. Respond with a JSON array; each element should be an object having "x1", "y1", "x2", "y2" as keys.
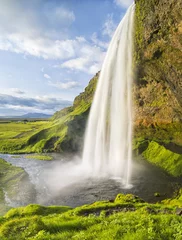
[
  {"x1": 133, "y1": 0, "x2": 182, "y2": 176},
  {"x1": 59, "y1": 0, "x2": 182, "y2": 153},
  {"x1": 134, "y1": 0, "x2": 182, "y2": 126}
]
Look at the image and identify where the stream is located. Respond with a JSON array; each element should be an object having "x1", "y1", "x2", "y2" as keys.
[{"x1": 0, "y1": 153, "x2": 182, "y2": 208}]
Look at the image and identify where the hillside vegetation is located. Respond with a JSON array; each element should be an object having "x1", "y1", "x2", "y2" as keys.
[
  {"x1": 0, "y1": 193, "x2": 181, "y2": 240},
  {"x1": 133, "y1": 0, "x2": 182, "y2": 176}
]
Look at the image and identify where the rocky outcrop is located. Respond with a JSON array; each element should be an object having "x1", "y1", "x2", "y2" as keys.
[{"x1": 0, "y1": 158, "x2": 35, "y2": 215}]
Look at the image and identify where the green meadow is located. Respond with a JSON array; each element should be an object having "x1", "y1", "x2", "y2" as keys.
[{"x1": 0, "y1": 121, "x2": 51, "y2": 153}]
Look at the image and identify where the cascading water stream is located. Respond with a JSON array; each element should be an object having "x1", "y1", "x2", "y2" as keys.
[{"x1": 82, "y1": 3, "x2": 135, "y2": 186}]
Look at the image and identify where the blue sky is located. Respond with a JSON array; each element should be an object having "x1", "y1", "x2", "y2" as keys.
[{"x1": 0, "y1": 0, "x2": 133, "y2": 116}]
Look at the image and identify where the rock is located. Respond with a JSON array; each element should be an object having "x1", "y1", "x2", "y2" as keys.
[
  {"x1": 154, "y1": 192, "x2": 160, "y2": 197},
  {"x1": 176, "y1": 208, "x2": 182, "y2": 216}
]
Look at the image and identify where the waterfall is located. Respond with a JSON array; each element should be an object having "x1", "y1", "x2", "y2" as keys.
[{"x1": 82, "y1": 4, "x2": 135, "y2": 186}]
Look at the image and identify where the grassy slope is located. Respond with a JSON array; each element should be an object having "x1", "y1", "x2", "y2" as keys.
[
  {"x1": 0, "y1": 121, "x2": 50, "y2": 153},
  {"x1": 0, "y1": 193, "x2": 181, "y2": 240},
  {"x1": 0, "y1": 74, "x2": 98, "y2": 154},
  {"x1": 142, "y1": 141, "x2": 182, "y2": 177}
]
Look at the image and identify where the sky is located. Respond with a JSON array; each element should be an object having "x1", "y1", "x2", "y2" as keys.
[{"x1": 0, "y1": 0, "x2": 133, "y2": 116}]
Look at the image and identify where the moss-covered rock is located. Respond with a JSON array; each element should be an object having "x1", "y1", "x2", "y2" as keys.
[
  {"x1": 114, "y1": 194, "x2": 144, "y2": 204},
  {"x1": 0, "y1": 158, "x2": 35, "y2": 215},
  {"x1": 142, "y1": 141, "x2": 182, "y2": 177}
]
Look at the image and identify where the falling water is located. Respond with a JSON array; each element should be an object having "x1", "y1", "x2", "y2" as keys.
[{"x1": 82, "y1": 4, "x2": 135, "y2": 186}]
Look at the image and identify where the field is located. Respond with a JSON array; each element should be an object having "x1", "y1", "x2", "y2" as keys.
[{"x1": 0, "y1": 121, "x2": 51, "y2": 153}]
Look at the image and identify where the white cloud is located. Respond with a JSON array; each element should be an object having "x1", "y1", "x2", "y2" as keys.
[
  {"x1": 61, "y1": 58, "x2": 88, "y2": 72},
  {"x1": 102, "y1": 14, "x2": 116, "y2": 38},
  {"x1": 54, "y1": 7, "x2": 75, "y2": 23},
  {"x1": 91, "y1": 32, "x2": 109, "y2": 49},
  {"x1": 0, "y1": 34, "x2": 83, "y2": 60},
  {"x1": 0, "y1": 93, "x2": 72, "y2": 115},
  {"x1": 0, "y1": 88, "x2": 25, "y2": 95},
  {"x1": 0, "y1": 0, "x2": 110, "y2": 77},
  {"x1": 114, "y1": 0, "x2": 133, "y2": 8},
  {"x1": 10, "y1": 88, "x2": 25, "y2": 95},
  {"x1": 0, "y1": 0, "x2": 77, "y2": 59},
  {"x1": 49, "y1": 81, "x2": 80, "y2": 90},
  {"x1": 44, "y1": 74, "x2": 51, "y2": 79},
  {"x1": 60, "y1": 40, "x2": 106, "y2": 75}
]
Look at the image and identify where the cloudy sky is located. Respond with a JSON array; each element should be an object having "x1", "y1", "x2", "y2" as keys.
[{"x1": 0, "y1": 0, "x2": 133, "y2": 116}]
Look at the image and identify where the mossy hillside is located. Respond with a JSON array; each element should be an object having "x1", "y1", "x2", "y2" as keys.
[
  {"x1": 134, "y1": 122, "x2": 182, "y2": 147},
  {"x1": 163, "y1": 188, "x2": 182, "y2": 207},
  {"x1": 0, "y1": 158, "x2": 35, "y2": 215},
  {"x1": 0, "y1": 193, "x2": 181, "y2": 240},
  {"x1": 27, "y1": 72, "x2": 98, "y2": 153},
  {"x1": 141, "y1": 141, "x2": 182, "y2": 177}
]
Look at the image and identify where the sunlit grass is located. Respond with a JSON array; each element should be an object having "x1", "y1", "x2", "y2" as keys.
[
  {"x1": 25, "y1": 155, "x2": 53, "y2": 161},
  {"x1": 0, "y1": 193, "x2": 181, "y2": 240}
]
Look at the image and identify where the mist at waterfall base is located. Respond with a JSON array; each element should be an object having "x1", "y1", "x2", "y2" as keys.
[{"x1": 2, "y1": 152, "x2": 178, "y2": 207}]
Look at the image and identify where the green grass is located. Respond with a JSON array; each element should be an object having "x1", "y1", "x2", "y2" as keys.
[
  {"x1": 25, "y1": 155, "x2": 53, "y2": 161},
  {"x1": 0, "y1": 121, "x2": 51, "y2": 153},
  {"x1": 0, "y1": 193, "x2": 182, "y2": 240},
  {"x1": 142, "y1": 141, "x2": 182, "y2": 177}
]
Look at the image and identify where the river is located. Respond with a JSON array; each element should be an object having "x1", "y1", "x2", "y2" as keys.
[{"x1": 0, "y1": 153, "x2": 181, "y2": 208}]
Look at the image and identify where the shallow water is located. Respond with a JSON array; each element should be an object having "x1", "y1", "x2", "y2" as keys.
[{"x1": 0, "y1": 153, "x2": 181, "y2": 208}]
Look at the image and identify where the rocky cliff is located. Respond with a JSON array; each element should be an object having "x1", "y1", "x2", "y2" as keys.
[
  {"x1": 133, "y1": 0, "x2": 182, "y2": 176},
  {"x1": 134, "y1": 0, "x2": 182, "y2": 126}
]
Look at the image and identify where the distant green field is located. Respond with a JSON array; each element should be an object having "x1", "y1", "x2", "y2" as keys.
[
  {"x1": 0, "y1": 118, "x2": 50, "y2": 122},
  {"x1": 0, "y1": 121, "x2": 51, "y2": 153}
]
